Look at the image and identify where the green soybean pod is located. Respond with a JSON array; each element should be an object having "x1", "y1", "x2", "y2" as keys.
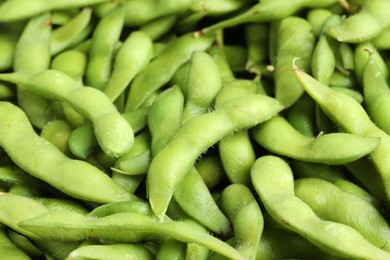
[
  {"x1": 256, "y1": 227, "x2": 334, "y2": 259},
  {"x1": 67, "y1": 122, "x2": 98, "y2": 159},
  {"x1": 14, "y1": 13, "x2": 63, "y2": 129},
  {"x1": 338, "y1": 43, "x2": 355, "y2": 71},
  {"x1": 0, "y1": 33, "x2": 17, "y2": 71},
  {"x1": 372, "y1": 26, "x2": 390, "y2": 50},
  {"x1": 103, "y1": 31, "x2": 153, "y2": 102},
  {"x1": 112, "y1": 173, "x2": 144, "y2": 194},
  {"x1": 291, "y1": 160, "x2": 349, "y2": 183},
  {"x1": 66, "y1": 243, "x2": 154, "y2": 260},
  {"x1": 274, "y1": 16, "x2": 315, "y2": 107},
  {"x1": 35, "y1": 198, "x2": 89, "y2": 215},
  {"x1": 89, "y1": 201, "x2": 153, "y2": 218},
  {"x1": 156, "y1": 239, "x2": 186, "y2": 260},
  {"x1": 216, "y1": 80, "x2": 258, "y2": 186},
  {"x1": 50, "y1": 8, "x2": 93, "y2": 55},
  {"x1": 122, "y1": 0, "x2": 194, "y2": 26},
  {"x1": 125, "y1": 32, "x2": 214, "y2": 111},
  {"x1": 140, "y1": 15, "x2": 178, "y2": 41},
  {"x1": 0, "y1": 82, "x2": 15, "y2": 100},
  {"x1": 286, "y1": 94, "x2": 317, "y2": 138},
  {"x1": 19, "y1": 211, "x2": 245, "y2": 260},
  {"x1": 40, "y1": 119, "x2": 73, "y2": 156},
  {"x1": 51, "y1": 50, "x2": 87, "y2": 82},
  {"x1": 113, "y1": 131, "x2": 151, "y2": 175},
  {"x1": 198, "y1": 0, "x2": 339, "y2": 34},
  {"x1": 195, "y1": 156, "x2": 226, "y2": 191},
  {"x1": 0, "y1": 227, "x2": 31, "y2": 260},
  {"x1": 6, "y1": 228, "x2": 44, "y2": 258},
  {"x1": 0, "y1": 0, "x2": 111, "y2": 22},
  {"x1": 244, "y1": 23, "x2": 269, "y2": 75},
  {"x1": 0, "y1": 193, "x2": 80, "y2": 259},
  {"x1": 294, "y1": 66, "x2": 390, "y2": 204},
  {"x1": 363, "y1": 54, "x2": 390, "y2": 135},
  {"x1": 345, "y1": 157, "x2": 389, "y2": 206},
  {"x1": 306, "y1": 8, "x2": 333, "y2": 36},
  {"x1": 331, "y1": 178, "x2": 385, "y2": 215},
  {"x1": 354, "y1": 42, "x2": 388, "y2": 84},
  {"x1": 295, "y1": 178, "x2": 390, "y2": 252},
  {"x1": 147, "y1": 94, "x2": 283, "y2": 220},
  {"x1": 208, "y1": 44, "x2": 236, "y2": 85},
  {"x1": 0, "y1": 70, "x2": 134, "y2": 157},
  {"x1": 251, "y1": 155, "x2": 390, "y2": 259},
  {"x1": 251, "y1": 115, "x2": 380, "y2": 165},
  {"x1": 328, "y1": 0, "x2": 390, "y2": 43},
  {"x1": 86, "y1": 7, "x2": 124, "y2": 90},
  {"x1": 173, "y1": 167, "x2": 232, "y2": 237},
  {"x1": 148, "y1": 86, "x2": 184, "y2": 157},
  {"x1": 221, "y1": 184, "x2": 263, "y2": 260},
  {"x1": 0, "y1": 102, "x2": 135, "y2": 203},
  {"x1": 311, "y1": 34, "x2": 335, "y2": 86},
  {"x1": 182, "y1": 51, "x2": 222, "y2": 123}
]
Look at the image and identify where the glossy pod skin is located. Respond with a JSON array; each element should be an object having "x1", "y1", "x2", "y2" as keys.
[
  {"x1": 251, "y1": 155, "x2": 390, "y2": 259},
  {"x1": 147, "y1": 94, "x2": 283, "y2": 220},
  {"x1": 0, "y1": 102, "x2": 135, "y2": 203}
]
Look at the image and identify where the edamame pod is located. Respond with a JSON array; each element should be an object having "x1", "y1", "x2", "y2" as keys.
[
  {"x1": 363, "y1": 54, "x2": 390, "y2": 135},
  {"x1": 221, "y1": 184, "x2": 263, "y2": 260},
  {"x1": 294, "y1": 65, "x2": 390, "y2": 204},
  {"x1": 66, "y1": 243, "x2": 154, "y2": 260},
  {"x1": 147, "y1": 94, "x2": 283, "y2": 220},
  {"x1": 19, "y1": 211, "x2": 245, "y2": 260},
  {"x1": 125, "y1": 32, "x2": 214, "y2": 111},
  {"x1": 0, "y1": 0, "x2": 111, "y2": 22},
  {"x1": 0, "y1": 227, "x2": 31, "y2": 260},
  {"x1": 103, "y1": 31, "x2": 153, "y2": 102},
  {"x1": 295, "y1": 178, "x2": 390, "y2": 251},
  {"x1": 0, "y1": 102, "x2": 135, "y2": 203},
  {"x1": 251, "y1": 115, "x2": 380, "y2": 165},
  {"x1": 14, "y1": 13, "x2": 63, "y2": 129},
  {"x1": 251, "y1": 155, "x2": 390, "y2": 259},
  {"x1": 274, "y1": 16, "x2": 315, "y2": 107},
  {"x1": 0, "y1": 70, "x2": 134, "y2": 157},
  {"x1": 86, "y1": 7, "x2": 125, "y2": 90},
  {"x1": 50, "y1": 8, "x2": 93, "y2": 55}
]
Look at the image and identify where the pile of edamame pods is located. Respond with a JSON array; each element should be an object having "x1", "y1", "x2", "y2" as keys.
[{"x1": 1, "y1": 0, "x2": 390, "y2": 259}]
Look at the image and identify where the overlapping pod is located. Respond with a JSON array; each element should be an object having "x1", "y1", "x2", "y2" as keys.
[
  {"x1": 0, "y1": 70, "x2": 134, "y2": 157},
  {"x1": 147, "y1": 94, "x2": 283, "y2": 220},
  {"x1": 19, "y1": 211, "x2": 245, "y2": 260},
  {"x1": 294, "y1": 66, "x2": 390, "y2": 203},
  {"x1": 251, "y1": 155, "x2": 390, "y2": 259},
  {"x1": 0, "y1": 102, "x2": 134, "y2": 203}
]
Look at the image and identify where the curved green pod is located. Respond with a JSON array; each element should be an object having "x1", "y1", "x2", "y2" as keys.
[
  {"x1": 0, "y1": 102, "x2": 135, "y2": 203},
  {"x1": 147, "y1": 94, "x2": 283, "y2": 220},
  {"x1": 251, "y1": 115, "x2": 380, "y2": 165},
  {"x1": 251, "y1": 155, "x2": 390, "y2": 259},
  {"x1": 19, "y1": 211, "x2": 245, "y2": 260}
]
